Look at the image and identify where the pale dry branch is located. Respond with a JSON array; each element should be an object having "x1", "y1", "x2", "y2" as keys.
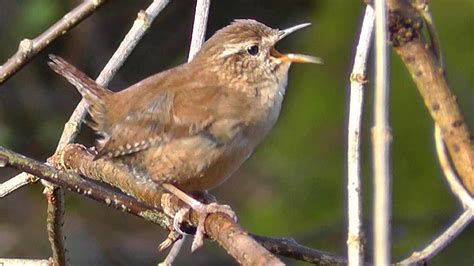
[
  {"x1": 188, "y1": 0, "x2": 211, "y2": 60},
  {"x1": 372, "y1": 0, "x2": 392, "y2": 265},
  {"x1": 347, "y1": 5, "x2": 375, "y2": 266},
  {"x1": 397, "y1": 209, "x2": 473, "y2": 265},
  {"x1": 43, "y1": 184, "x2": 68, "y2": 265},
  {"x1": 435, "y1": 125, "x2": 474, "y2": 210},
  {"x1": 0, "y1": 0, "x2": 109, "y2": 85}
]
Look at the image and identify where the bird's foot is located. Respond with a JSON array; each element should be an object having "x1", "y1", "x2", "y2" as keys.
[{"x1": 162, "y1": 183, "x2": 237, "y2": 252}]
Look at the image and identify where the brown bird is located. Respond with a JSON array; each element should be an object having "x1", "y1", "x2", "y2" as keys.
[{"x1": 48, "y1": 19, "x2": 322, "y2": 251}]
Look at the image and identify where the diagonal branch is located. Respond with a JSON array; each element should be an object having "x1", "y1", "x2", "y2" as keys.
[{"x1": 0, "y1": 0, "x2": 110, "y2": 85}]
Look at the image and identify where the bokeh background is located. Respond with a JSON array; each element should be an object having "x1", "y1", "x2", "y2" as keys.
[{"x1": 0, "y1": 0, "x2": 472, "y2": 265}]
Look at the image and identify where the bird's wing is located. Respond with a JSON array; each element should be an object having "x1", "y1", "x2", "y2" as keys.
[{"x1": 96, "y1": 81, "x2": 252, "y2": 159}]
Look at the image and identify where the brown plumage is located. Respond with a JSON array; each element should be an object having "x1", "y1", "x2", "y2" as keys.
[{"x1": 48, "y1": 19, "x2": 320, "y2": 193}]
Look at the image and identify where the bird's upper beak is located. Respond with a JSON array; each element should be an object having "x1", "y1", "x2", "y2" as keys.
[{"x1": 271, "y1": 23, "x2": 323, "y2": 64}]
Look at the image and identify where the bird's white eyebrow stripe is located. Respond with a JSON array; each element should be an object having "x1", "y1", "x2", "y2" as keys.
[{"x1": 219, "y1": 42, "x2": 258, "y2": 58}]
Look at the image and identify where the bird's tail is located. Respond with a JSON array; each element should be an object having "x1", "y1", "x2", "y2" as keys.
[{"x1": 48, "y1": 54, "x2": 112, "y2": 133}]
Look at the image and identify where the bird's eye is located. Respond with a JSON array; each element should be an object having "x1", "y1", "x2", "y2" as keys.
[{"x1": 246, "y1": 45, "x2": 259, "y2": 56}]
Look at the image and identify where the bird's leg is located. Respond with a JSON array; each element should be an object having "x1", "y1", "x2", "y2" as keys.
[{"x1": 162, "y1": 183, "x2": 237, "y2": 252}]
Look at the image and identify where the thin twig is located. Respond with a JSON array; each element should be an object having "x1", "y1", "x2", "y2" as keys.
[
  {"x1": 372, "y1": 0, "x2": 392, "y2": 265},
  {"x1": 435, "y1": 125, "x2": 474, "y2": 210},
  {"x1": 188, "y1": 0, "x2": 211, "y2": 60},
  {"x1": 0, "y1": 173, "x2": 37, "y2": 198},
  {"x1": 397, "y1": 209, "x2": 473, "y2": 265},
  {"x1": 387, "y1": 0, "x2": 474, "y2": 195},
  {"x1": 252, "y1": 235, "x2": 347, "y2": 265},
  {"x1": 0, "y1": 0, "x2": 109, "y2": 85},
  {"x1": 0, "y1": 258, "x2": 51, "y2": 266},
  {"x1": 158, "y1": 237, "x2": 186, "y2": 266},
  {"x1": 347, "y1": 5, "x2": 375, "y2": 266},
  {"x1": 412, "y1": 0, "x2": 444, "y2": 68}
]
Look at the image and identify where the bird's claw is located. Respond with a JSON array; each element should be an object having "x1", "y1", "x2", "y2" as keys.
[{"x1": 191, "y1": 202, "x2": 237, "y2": 252}]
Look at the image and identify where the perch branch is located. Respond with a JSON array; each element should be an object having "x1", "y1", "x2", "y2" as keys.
[
  {"x1": 0, "y1": 145, "x2": 345, "y2": 264},
  {"x1": 347, "y1": 5, "x2": 375, "y2": 266},
  {"x1": 397, "y1": 209, "x2": 473, "y2": 265},
  {"x1": 372, "y1": 0, "x2": 392, "y2": 265},
  {"x1": 0, "y1": 0, "x2": 109, "y2": 85},
  {"x1": 386, "y1": 0, "x2": 474, "y2": 194}
]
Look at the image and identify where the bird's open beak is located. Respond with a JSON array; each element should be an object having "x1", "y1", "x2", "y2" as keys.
[{"x1": 272, "y1": 23, "x2": 324, "y2": 64}]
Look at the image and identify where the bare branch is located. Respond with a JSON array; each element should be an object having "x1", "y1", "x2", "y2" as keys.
[
  {"x1": 435, "y1": 126, "x2": 474, "y2": 210},
  {"x1": 0, "y1": 0, "x2": 109, "y2": 85},
  {"x1": 347, "y1": 5, "x2": 375, "y2": 266},
  {"x1": 397, "y1": 209, "x2": 473, "y2": 265},
  {"x1": 0, "y1": 173, "x2": 37, "y2": 198},
  {"x1": 372, "y1": 0, "x2": 392, "y2": 265},
  {"x1": 188, "y1": 0, "x2": 211, "y2": 60}
]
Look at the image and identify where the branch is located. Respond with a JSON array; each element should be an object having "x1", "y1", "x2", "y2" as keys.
[
  {"x1": 188, "y1": 0, "x2": 211, "y2": 60},
  {"x1": 372, "y1": 0, "x2": 392, "y2": 265},
  {"x1": 0, "y1": 173, "x2": 37, "y2": 198},
  {"x1": 386, "y1": 0, "x2": 474, "y2": 195},
  {"x1": 435, "y1": 126, "x2": 474, "y2": 210},
  {"x1": 397, "y1": 209, "x2": 473, "y2": 265},
  {"x1": 252, "y1": 235, "x2": 347, "y2": 265},
  {"x1": 347, "y1": 6, "x2": 375, "y2": 266},
  {"x1": 0, "y1": 0, "x2": 109, "y2": 85},
  {"x1": 43, "y1": 184, "x2": 68, "y2": 265},
  {"x1": 0, "y1": 145, "x2": 345, "y2": 264}
]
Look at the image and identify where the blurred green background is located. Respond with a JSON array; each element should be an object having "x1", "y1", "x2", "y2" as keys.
[{"x1": 0, "y1": 0, "x2": 472, "y2": 265}]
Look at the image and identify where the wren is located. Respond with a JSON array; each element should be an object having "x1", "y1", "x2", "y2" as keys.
[{"x1": 48, "y1": 19, "x2": 322, "y2": 251}]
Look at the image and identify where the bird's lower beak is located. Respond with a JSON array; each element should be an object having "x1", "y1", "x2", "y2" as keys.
[{"x1": 272, "y1": 23, "x2": 324, "y2": 64}]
